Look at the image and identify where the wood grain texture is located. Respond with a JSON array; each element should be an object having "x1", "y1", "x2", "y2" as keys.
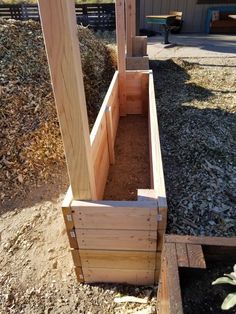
[
  {"x1": 187, "y1": 244, "x2": 206, "y2": 269},
  {"x1": 71, "y1": 249, "x2": 82, "y2": 267},
  {"x1": 176, "y1": 243, "x2": 189, "y2": 267},
  {"x1": 76, "y1": 229, "x2": 157, "y2": 251},
  {"x1": 165, "y1": 243, "x2": 183, "y2": 314},
  {"x1": 38, "y1": 0, "x2": 96, "y2": 200},
  {"x1": 126, "y1": 0, "x2": 136, "y2": 57},
  {"x1": 165, "y1": 235, "x2": 236, "y2": 247},
  {"x1": 80, "y1": 250, "x2": 158, "y2": 270},
  {"x1": 83, "y1": 268, "x2": 155, "y2": 285},
  {"x1": 115, "y1": 0, "x2": 126, "y2": 115},
  {"x1": 71, "y1": 200, "x2": 158, "y2": 230},
  {"x1": 74, "y1": 267, "x2": 84, "y2": 282},
  {"x1": 149, "y1": 71, "x2": 167, "y2": 213}
]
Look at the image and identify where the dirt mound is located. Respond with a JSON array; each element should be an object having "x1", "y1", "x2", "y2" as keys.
[{"x1": 0, "y1": 19, "x2": 116, "y2": 209}]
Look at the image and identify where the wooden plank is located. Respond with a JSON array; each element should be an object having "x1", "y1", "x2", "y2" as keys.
[
  {"x1": 38, "y1": 0, "x2": 96, "y2": 200},
  {"x1": 71, "y1": 249, "x2": 82, "y2": 267},
  {"x1": 80, "y1": 250, "x2": 158, "y2": 270},
  {"x1": 141, "y1": 72, "x2": 149, "y2": 114},
  {"x1": 71, "y1": 200, "x2": 158, "y2": 230},
  {"x1": 76, "y1": 229, "x2": 157, "y2": 251},
  {"x1": 165, "y1": 235, "x2": 236, "y2": 247},
  {"x1": 176, "y1": 243, "x2": 189, "y2": 267},
  {"x1": 187, "y1": 244, "x2": 206, "y2": 269},
  {"x1": 132, "y1": 36, "x2": 147, "y2": 57},
  {"x1": 105, "y1": 106, "x2": 115, "y2": 164},
  {"x1": 165, "y1": 243, "x2": 183, "y2": 314},
  {"x1": 61, "y1": 186, "x2": 74, "y2": 230},
  {"x1": 126, "y1": 56, "x2": 149, "y2": 71},
  {"x1": 83, "y1": 268, "x2": 154, "y2": 285},
  {"x1": 115, "y1": 0, "x2": 126, "y2": 115},
  {"x1": 157, "y1": 229, "x2": 165, "y2": 252},
  {"x1": 126, "y1": 0, "x2": 136, "y2": 57},
  {"x1": 149, "y1": 71, "x2": 167, "y2": 212},
  {"x1": 74, "y1": 267, "x2": 84, "y2": 282},
  {"x1": 157, "y1": 248, "x2": 170, "y2": 314},
  {"x1": 138, "y1": 189, "x2": 157, "y2": 201}
]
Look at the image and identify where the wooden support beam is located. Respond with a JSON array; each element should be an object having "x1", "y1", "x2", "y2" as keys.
[
  {"x1": 38, "y1": 0, "x2": 96, "y2": 200},
  {"x1": 126, "y1": 0, "x2": 136, "y2": 57},
  {"x1": 115, "y1": 0, "x2": 127, "y2": 115}
]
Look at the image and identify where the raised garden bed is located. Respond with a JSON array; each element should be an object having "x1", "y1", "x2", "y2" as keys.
[
  {"x1": 63, "y1": 69, "x2": 167, "y2": 285},
  {"x1": 157, "y1": 235, "x2": 236, "y2": 314}
]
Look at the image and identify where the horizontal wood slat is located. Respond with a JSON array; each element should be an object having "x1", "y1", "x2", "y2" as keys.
[
  {"x1": 187, "y1": 244, "x2": 206, "y2": 269},
  {"x1": 83, "y1": 268, "x2": 155, "y2": 285},
  {"x1": 71, "y1": 200, "x2": 158, "y2": 230},
  {"x1": 76, "y1": 229, "x2": 157, "y2": 251},
  {"x1": 80, "y1": 250, "x2": 159, "y2": 270}
]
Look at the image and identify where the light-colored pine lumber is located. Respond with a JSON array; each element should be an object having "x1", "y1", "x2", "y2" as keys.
[
  {"x1": 115, "y1": 0, "x2": 127, "y2": 115},
  {"x1": 149, "y1": 71, "x2": 168, "y2": 214},
  {"x1": 187, "y1": 244, "x2": 206, "y2": 269},
  {"x1": 105, "y1": 106, "x2": 115, "y2": 164},
  {"x1": 71, "y1": 200, "x2": 158, "y2": 230},
  {"x1": 71, "y1": 249, "x2": 82, "y2": 267},
  {"x1": 76, "y1": 229, "x2": 157, "y2": 251},
  {"x1": 83, "y1": 268, "x2": 155, "y2": 285},
  {"x1": 38, "y1": 0, "x2": 96, "y2": 200},
  {"x1": 80, "y1": 250, "x2": 158, "y2": 270},
  {"x1": 126, "y1": 0, "x2": 136, "y2": 57}
]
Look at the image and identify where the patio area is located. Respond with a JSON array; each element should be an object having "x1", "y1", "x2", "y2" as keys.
[{"x1": 147, "y1": 33, "x2": 236, "y2": 59}]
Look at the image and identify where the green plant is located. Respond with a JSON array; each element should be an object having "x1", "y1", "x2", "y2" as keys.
[{"x1": 212, "y1": 264, "x2": 236, "y2": 310}]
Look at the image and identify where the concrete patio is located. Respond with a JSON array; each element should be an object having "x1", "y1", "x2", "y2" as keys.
[{"x1": 147, "y1": 33, "x2": 236, "y2": 59}]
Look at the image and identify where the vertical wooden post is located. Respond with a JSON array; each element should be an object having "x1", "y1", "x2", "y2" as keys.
[
  {"x1": 126, "y1": 0, "x2": 136, "y2": 57},
  {"x1": 115, "y1": 0, "x2": 127, "y2": 115},
  {"x1": 38, "y1": 0, "x2": 97, "y2": 200}
]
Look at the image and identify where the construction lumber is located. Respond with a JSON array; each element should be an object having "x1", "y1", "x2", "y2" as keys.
[
  {"x1": 126, "y1": 56, "x2": 149, "y2": 70},
  {"x1": 38, "y1": 0, "x2": 96, "y2": 200},
  {"x1": 126, "y1": 0, "x2": 136, "y2": 57}
]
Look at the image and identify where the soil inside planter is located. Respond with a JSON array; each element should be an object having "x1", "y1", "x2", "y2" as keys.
[
  {"x1": 104, "y1": 115, "x2": 150, "y2": 201},
  {"x1": 180, "y1": 262, "x2": 236, "y2": 314}
]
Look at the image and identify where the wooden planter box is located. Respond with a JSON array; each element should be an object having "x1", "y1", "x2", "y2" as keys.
[
  {"x1": 157, "y1": 235, "x2": 236, "y2": 314},
  {"x1": 62, "y1": 70, "x2": 167, "y2": 285}
]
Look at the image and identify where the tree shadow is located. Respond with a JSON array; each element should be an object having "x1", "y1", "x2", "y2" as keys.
[{"x1": 150, "y1": 59, "x2": 236, "y2": 237}]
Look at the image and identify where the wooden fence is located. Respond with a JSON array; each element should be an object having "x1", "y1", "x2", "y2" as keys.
[{"x1": 0, "y1": 3, "x2": 116, "y2": 31}]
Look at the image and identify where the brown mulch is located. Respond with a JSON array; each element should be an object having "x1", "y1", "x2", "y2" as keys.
[{"x1": 0, "y1": 19, "x2": 116, "y2": 209}]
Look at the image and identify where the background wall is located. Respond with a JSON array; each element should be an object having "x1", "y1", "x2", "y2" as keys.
[{"x1": 140, "y1": 0, "x2": 236, "y2": 33}]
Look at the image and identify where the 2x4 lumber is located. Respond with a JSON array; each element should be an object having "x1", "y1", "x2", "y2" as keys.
[
  {"x1": 83, "y1": 268, "x2": 155, "y2": 285},
  {"x1": 76, "y1": 229, "x2": 157, "y2": 251},
  {"x1": 105, "y1": 106, "x2": 115, "y2": 164},
  {"x1": 74, "y1": 267, "x2": 84, "y2": 283},
  {"x1": 71, "y1": 249, "x2": 82, "y2": 267},
  {"x1": 149, "y1": 72, "x2": 168, "y2": 212},
  {"x1": 126, "y1": 0, "x2": 136, "y2": 57},
  {"x1": 165, "y1": 235, "x2": 236, "y2": 247},
  {"x1": 175, "y1": 243, "x2": 189, "y2": 268},
  {"x1": 187, "y1": 244, "x2": 206, "y2": 269},
  {"x1": 79, "y1": 250, "x2": 158, "y2": 270},
  {"x1": 165, "y1": 243, "x2": 183, "y2": 314},
  {"x1": 115, "y1": 0, "x2": 126, "y2": 115},
  {"x1": 71, "y1": 200, "x2": 158, "y2": 230},
  {"x1": 38, "y1": 0, "x2": 96, "y2": 200}
]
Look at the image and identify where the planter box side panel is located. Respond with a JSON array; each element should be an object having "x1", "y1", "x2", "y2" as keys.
[
  {"x1": 71, "y1": 200, "x2": 159, "y2": 284},
  {"x1": 148, "y1": 72, "x2": 167, "y2": 229},
  {"x1": 90, "y1": 71, "x2": 120, "y2": 199},
  {"x1": 125, "y1": 71, "x2": 149, "y2": 114}
]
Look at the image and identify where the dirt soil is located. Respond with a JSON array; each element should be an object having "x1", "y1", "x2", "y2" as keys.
[
  {"x1": 104, "y1": 115, "x2": 150, "y2": 201},
  {"x1": 180, "y1": 263, "x2": 236, "y2": 314}
]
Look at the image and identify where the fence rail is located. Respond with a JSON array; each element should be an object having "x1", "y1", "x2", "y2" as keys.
[{"x1": 0, "y1": 3, "x2": 116, "y2": 31}]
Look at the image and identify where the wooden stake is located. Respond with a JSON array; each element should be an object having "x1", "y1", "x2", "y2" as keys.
[
  {"x1": 38, "y1": 0, "x2": 97, "y2": 200},
  {"x1": 115, "y1": 0, "x2": 127, "y2": 115}
]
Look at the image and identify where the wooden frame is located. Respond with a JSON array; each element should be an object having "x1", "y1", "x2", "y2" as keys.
[
  {"x1": 157, "y1": 235, "x2": 236, "y2": 313},
  {"x1": 39, "y1": 0, "x2": 166, "y2": 285}
]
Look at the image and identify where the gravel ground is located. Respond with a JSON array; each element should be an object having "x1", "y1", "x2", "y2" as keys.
[{"x1": 151, "y1": 57, "x2": 236, "y2": 237}]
